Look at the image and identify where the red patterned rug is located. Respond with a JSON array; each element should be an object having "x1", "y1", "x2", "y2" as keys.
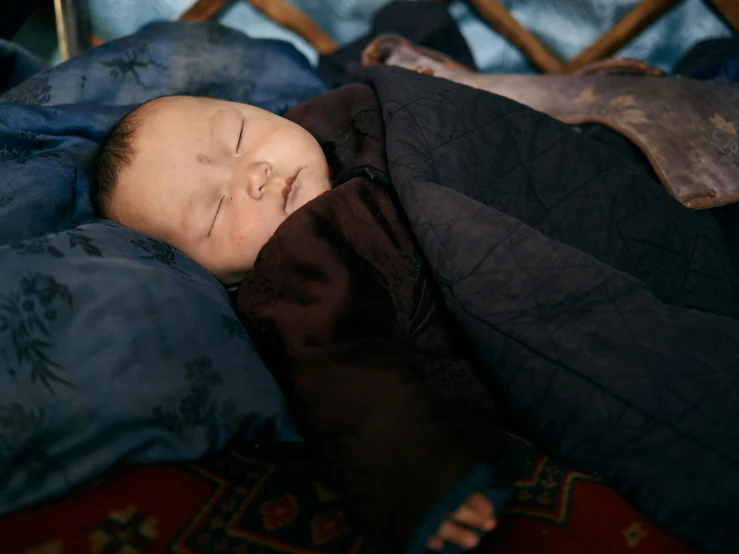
[{"x1": 1, "y1": 442, "x2": 697, "y2": 554}]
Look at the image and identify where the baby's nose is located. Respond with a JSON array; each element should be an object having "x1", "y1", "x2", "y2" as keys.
[{"x1": 245, "y1": 161, "x2": 272, "y2": 199}]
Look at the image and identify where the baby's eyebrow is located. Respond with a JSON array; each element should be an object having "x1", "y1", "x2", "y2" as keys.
[{"x1": 196, "y1": 153, "x2": 215, "y2": 165}]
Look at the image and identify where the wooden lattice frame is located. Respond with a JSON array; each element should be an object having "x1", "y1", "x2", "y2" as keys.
[
  {"x1": 463, "y1": 0, "x2": 739, "y2": 73},
  {"x1": 93, "y1": 0, "x2": 739, "y2": 73}
]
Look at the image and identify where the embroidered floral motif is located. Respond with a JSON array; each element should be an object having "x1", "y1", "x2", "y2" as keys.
[
  {"x1": 0, "y1": 145, "x2": 28, "y2": 164},
  {"x1": 0, "y1": 129, "x2": 61, "y2": 164},
  {"x1": 0, "y1": 76, "x2": 52, "y2": 105},
  {"x1": 10, "y1": 232, "x2": 102, "y2": 258},
  {"x1": 176, "y1": 32, "x2": 256, "y2": 99},
  {"x1": 710, "y1": 114, "x2": 739, "y2": 166},
  {"x1": 67, "y1": 230, "x2": 104, "y2": 257},
  {"x1": 10, "y1": 237, "x2": 64, "y2": 257},
  {"x1": 152, "y1": 357, "x2": 242, "y2": 438},
  {"x1": 572, "y1": 87, "x2": 648, "y2": 124},
  {"x1": 0, "y1": 141, "x2": 60, "y2": 164},
  {"x1": 130, "y1": 238, "x2": 189, "y2": 275},
  {"x1": 100, "y1": 38, "x2": 167, "y2": 90},
  {"x1": 19, "y1": 130, "x2": 42, "y2": 145},
  {"x1": 0, "y1": 274, "x2": 74, "y2": 391}
]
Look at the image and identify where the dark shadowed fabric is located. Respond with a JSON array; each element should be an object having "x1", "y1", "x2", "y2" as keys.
[
  {"x1": 237, "y1": 84, "x2": 522, "y2": 554},
  {"x1": 359, "y1": 67, "x2": 739, "y2": 553},
  {"x1": 243, "y1": 68, "x2": 739, "y2": 554}
]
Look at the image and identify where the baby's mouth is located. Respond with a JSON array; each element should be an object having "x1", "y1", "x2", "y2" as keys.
[{"x1": 282, "y1": 171, "x2": 299, "y2": 209}]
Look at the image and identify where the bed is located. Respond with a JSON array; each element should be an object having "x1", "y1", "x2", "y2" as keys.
[{"x1": 1, "y1": 10, "x2": 738, "y2": 554}]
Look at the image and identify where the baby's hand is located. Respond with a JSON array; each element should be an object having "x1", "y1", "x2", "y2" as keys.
[{"x1": 426, "y1": 492, "x2": 496, "y2": 551}]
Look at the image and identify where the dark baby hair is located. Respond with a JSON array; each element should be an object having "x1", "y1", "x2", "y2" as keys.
[
  {"x1": 89, "y1": 94, "x2": 179, "y2": 219},
  {"x1": 89, "y1": 106, "x2": 145, "y2": 219}
]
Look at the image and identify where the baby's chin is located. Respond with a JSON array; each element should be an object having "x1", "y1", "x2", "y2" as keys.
[{"x1": 217, "y1": 266, "x2": 251, "y2": 289}]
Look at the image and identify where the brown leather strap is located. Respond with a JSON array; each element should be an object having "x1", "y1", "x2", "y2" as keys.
[
  {"x1": 572, "y1": 58, "x2": 665, "y2": 77},
  {"x1": 362, "y1": 35, "x2": 475, "y2": 74}
]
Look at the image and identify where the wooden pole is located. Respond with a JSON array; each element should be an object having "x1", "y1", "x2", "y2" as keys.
[
  {"x1": 54, "y1": 0, "x2": 90, "y2": 60},
  {"x1": 466, "y1": 0, "x2": 563, "y2": 73},
  {"x1": 563, "y1": 0, "x2": 682, "y2": 72}
]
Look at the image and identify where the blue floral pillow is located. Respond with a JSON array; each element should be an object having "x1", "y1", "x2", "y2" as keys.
[
  {"x1": 0, "y1": 222, "x2": 299, "y2": 515},
  {"x1": 0, "y1": 22, "x2": 325, "y2": 516}
]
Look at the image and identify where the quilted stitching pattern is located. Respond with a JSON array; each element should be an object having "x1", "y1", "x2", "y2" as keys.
[
  {"x1": 371, "y1": 69, "x2": 739, "y2": 316},
  {"x1": 362, "y1": 67, "x2": 739, "y2": 553}
]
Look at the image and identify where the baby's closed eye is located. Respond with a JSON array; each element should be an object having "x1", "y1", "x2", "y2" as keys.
[
  {"x1": 209, "y1": 195, "x2": 225, "y2": 236},
  {"x1": 236, "y1": 120, "x2": 244, "y2": 152}
]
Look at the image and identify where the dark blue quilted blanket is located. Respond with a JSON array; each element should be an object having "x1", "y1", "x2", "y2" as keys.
[
  {"x1": 0, "y1": 22, "x2": 326, "y2": 516},
  {"x1": 351, "y1": 66, "x2": 739, "y2": 554}
]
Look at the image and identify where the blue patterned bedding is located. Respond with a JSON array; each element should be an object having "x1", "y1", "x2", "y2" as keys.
[{"x1": 0, "y1": 21, "x2": 327, "y2": 516}]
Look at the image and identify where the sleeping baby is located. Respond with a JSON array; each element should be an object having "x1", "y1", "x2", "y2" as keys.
[{"x1": 91, "y1": 89, "x2": 518, "y2": 554}]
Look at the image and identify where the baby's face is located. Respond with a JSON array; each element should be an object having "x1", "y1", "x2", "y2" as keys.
[{"x1": 113, "y1": 96, "x2": 331, "y2": 285}]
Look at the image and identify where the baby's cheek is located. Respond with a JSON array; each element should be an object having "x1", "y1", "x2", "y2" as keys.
[
  {"x1": 231, "y1": 230, "x2": 254, "y2": 256},
  {"x1": 230, "y1": 221, "x2": 275, "y2": 262}
]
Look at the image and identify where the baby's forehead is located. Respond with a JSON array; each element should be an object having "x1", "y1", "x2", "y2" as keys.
[
  {"x1": 137, "y1": 96, "x2": 238, "y2": 144},
  {"x1": 118, "y1": 97, "x2": 212, "y2": 212},
  {"x1": 129, "y1": 99, "x2": 201, "y2": 156},
  {"x1": 139, "y1": 96, "x2": 197, "y2": 126}
]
